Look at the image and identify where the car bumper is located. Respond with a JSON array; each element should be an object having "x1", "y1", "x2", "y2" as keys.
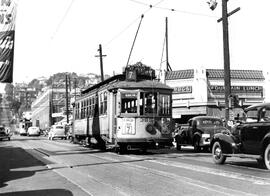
[
  {"x1": 200, "y1": 137, "x2": 211, "y2": 146},
  {"x1": 0, "y1": 135, "x2": 10, "y2": 139}
]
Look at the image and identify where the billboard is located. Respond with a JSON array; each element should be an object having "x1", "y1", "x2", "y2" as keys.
[{"x1": 0, "y1": 0, "x2": 17, "y2": 83}]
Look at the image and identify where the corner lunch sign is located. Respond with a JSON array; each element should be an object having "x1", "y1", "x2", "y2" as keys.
[{"x1": 210, "y1": 85, "x2": 263, "y2": 93}]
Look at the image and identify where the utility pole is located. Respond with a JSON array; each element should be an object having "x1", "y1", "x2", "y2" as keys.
[
  {"x1": 222, "y1": 0, "x2": 231, "y2": 122},
  {"x1": 216, "y1": 0, "x2": 240, "y2": 121},
  {"x1": 95, "y1": 44, "x2": 106, "y2": 82},
  {"x1": 65, "y1": 74, "x2": 69, "y2": 124}
]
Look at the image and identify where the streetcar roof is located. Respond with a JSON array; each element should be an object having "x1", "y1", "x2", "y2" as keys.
[
  {"x1": 81, "y1": 74, "x2": 125, "y2": 94},
  {"x1": 108, "y1": 79, "x2": 173, "y2": 91},
  {"x1": 81, "y1": 74, "x2": 173, "y2": 95}
]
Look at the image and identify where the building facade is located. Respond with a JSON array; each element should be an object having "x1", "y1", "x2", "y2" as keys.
[
  {"x1": 13, "y1": 83, "x2": 37, "y2": 110},
  {"x1": 31, "y1": 87, "x2": 66, "y2": 130},
  {"x1": 165, "y1": 68, "x2": 265, "y2": 123}
]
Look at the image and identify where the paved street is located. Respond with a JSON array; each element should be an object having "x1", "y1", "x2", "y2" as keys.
[{"x1": 1, "y1": 135, "x2": 270, "y2": 196}]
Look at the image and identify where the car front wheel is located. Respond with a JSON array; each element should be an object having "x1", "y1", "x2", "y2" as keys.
[
  {"x1": 212, "y1": 141, "x2": 226, "y2": 164},
  {"x1": 264, "y1": 143, "x2": 270, "y2": 170}
]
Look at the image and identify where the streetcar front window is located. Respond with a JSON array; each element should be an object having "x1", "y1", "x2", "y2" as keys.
[
  {"x1": 139, "y1": 92, "x2": 157, "y2": 115},
  {"x1": 121, "y1": 92, "x2": 138, "y2": 113},
  {"x1": 144, "y1": 92, "x2": 157, "y2": 114}
]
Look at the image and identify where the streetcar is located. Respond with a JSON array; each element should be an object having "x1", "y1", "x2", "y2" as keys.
[{"x1": 73, "y1": 62, "x2": 174, "y2": 153}]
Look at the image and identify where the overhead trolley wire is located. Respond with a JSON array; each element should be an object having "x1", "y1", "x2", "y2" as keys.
[
  {"x1": 104, "y1": 0, "x2": 165, "y2": 47},
  {"x1": 128, "y1": 0, "x2": 218, "y2": 18},
  {"x1": 51, "y1": 0, "x2": 76, "y2": 40}
]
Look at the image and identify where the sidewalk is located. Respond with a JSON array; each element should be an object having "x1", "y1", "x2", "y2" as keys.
[{"x1": 0, "y1": 140, "x2": 89, "y2": 196}]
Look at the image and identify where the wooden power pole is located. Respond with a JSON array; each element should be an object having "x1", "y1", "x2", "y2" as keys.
[
  {"x1": 218, "y1": 0, "x2": 240, "y2": 121},
  {"x1": 222, "y1": 0, "x2": 231, "y2": 121},
  {"x1": 95, "y1": 44, "x2": 106, "y2": 82},
  {"x1": 65, "y1": 74, "x2": 69, "y2": 124}
]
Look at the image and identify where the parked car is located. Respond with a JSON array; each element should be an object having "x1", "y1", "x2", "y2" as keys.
[
  {"x1": 0, "y1": 125, "x2": 11, "y2": 141},
  {"x1": 48, "y1": 125, "x2": 66, "y2": 140},
  {"x1": 211, "y1": 102, "x2": 270, "y2": 170},
  {"x1": 19, "y1": 128, "x2": 27, "y2": 136},
  {"x1": 175, "y1": 116, "x2": 229, "y2": 152},
  {"x1": 27, "y1": 126, "x2": 40, "y2": 136}
]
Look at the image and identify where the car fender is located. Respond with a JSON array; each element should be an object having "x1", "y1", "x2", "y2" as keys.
[
  {"x1": 211, "y1": 132, "x2": 236, "y2": 154},
  {"x1": 193, "y1": 132, "x2": 202, "y2": 142},
  {"x1": 262, "y1": 132, "x2": 270, "y2": 153}
]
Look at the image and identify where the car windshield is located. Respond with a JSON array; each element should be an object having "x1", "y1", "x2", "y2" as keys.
[
  {"x1": 56, "y1": 126, "x2": 64, "y2": 129},
  {"x1": 244, "y1": 109, "x2": 258, "y2": 122},
  {"x1": 197, "y1": 118, "x2": 223, "y2": 126}
]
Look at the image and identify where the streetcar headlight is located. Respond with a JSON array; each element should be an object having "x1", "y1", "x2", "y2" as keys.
[{"x1": 146, "y1": 124, "x2": 156, "y2": 135}]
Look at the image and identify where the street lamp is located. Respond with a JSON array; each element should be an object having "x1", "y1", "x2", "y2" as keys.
[
  {"x1": 207, "y1": 0, "x2": 240, "y2": 122},
  {"x1": 207, "y1": 0, "x2": 217, "y2": 11}
]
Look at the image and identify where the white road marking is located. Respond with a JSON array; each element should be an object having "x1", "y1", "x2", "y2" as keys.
[
  {"x1": 88, "y1": 153, "x2": 257, "y2": 196},
  {"x1": 148, "y1": 159, "x2": 270, "y2": 185}
]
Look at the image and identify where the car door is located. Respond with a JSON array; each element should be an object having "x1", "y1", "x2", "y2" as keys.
[{"x1": 241, "y1": 107, "x2": 269, "y2": 154}]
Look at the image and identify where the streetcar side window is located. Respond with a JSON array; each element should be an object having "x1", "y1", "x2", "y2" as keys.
[
  {"x1": 87, "y1": 98, "x2": 91, "y2": 117},
  {"x1": 99, "y1": 93, "x2": 103, "y2": 115},
  {"x1": 81, "y1": 100, "x2": 85, "y2": 119},
  {"x1": 91, "y1": 96, "x2": 95, "y2": 117},
  {"x1": 104, "y1": 92, "x2": 107, "y2": 115},
  {"x1": 159, "y1": 94, "x2": 171, "y2": 116}
]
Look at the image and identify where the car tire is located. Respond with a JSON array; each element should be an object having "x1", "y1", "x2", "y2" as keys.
[
  {"x1": 263, "y1": 143, "x2": 270, "y2": 170},
  {"x1": 212, "y1": 141, "x2": 226, "y2": 164}
]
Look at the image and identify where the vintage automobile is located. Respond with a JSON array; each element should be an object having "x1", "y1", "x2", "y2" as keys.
[
  {"x1": 27, "y1": 126, "x2": 40, "y2": 136},
  {"x1": 0, "y1": 125, "x2": 11, "y2": 141},
  {"x1": 175, "y1": 116, "x2": 229, "y2": 152},
  {"x1": 48, "y1": 125, "x2": 67, "y2": 140},
  {"x1": 211, "y1": 102, "x2": 270, "y2": 170}
]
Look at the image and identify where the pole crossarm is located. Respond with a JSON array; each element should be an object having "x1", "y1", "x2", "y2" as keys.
[{"x1": 217, "y1": 7, "x2": 240, "y2": 23}]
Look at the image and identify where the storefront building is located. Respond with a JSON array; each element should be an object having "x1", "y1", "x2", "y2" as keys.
[
  {"x1": 165, "y1": 68, "x2": 265, "y2": 124},
  {"x1": 31, "y1": 87, "x2": 66, "y2": 130}
]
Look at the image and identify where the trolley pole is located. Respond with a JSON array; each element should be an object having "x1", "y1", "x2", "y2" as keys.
[
  {"x1": 165, "y1": 17, "x2": 172, "y2": 71},
  {"x1": 65, "y1": 74, "x2": 69, "y2": 124},
  {"x1": 95, "y1": 44, "x2": 106, "y2": 82}
]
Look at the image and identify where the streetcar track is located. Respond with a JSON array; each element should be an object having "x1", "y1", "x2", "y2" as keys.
[
  {"x1": 84, "y1": 152, "x2": 257, "y2": 196},
  {"x1": 13, "y1": 138, "x2": 270, "y2": 195}
]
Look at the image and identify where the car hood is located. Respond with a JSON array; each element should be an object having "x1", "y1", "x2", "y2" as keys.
[{"x1": 197, "y1": 126, "x2": 228, "y2": 135}]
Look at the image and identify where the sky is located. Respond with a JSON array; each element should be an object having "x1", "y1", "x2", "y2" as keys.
[{"x1": 1, "y1": 0, "x2": 270, "y2": 91}]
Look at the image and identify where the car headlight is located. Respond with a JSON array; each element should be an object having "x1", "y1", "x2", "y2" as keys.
[{"x1": 201, "y1": 133, "x2": 210, "y2": 138}]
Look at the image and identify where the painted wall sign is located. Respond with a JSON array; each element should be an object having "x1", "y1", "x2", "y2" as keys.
[{"x1": 210, "y1": 86, "x2": 263, "y2": 93}]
